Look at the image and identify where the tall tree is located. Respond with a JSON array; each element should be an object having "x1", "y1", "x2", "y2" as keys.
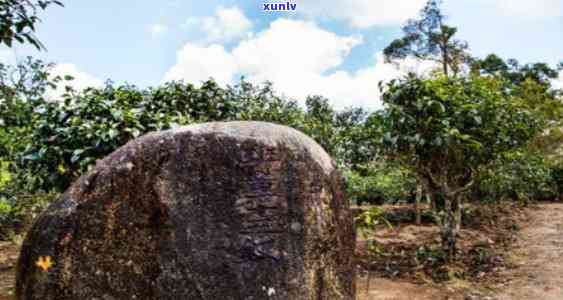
[
  {"x1": 383, "y1": 0, "x2": 470, "y2": 77},
  {"x1": 0, "y1": 0, "x2": 63, "y2": 50},
  {"x1": 379, "y1": 75, "x2": 543, "y2": 260}
]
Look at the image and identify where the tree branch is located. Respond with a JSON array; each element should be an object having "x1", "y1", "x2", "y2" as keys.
[{"x1": 447, "y1": 179, "x2": 474, "y2": 196}]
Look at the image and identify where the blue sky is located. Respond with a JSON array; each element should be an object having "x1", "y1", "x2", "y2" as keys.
[{"x1": 0, "y1": 0, "x2": 562, "y2": 109}]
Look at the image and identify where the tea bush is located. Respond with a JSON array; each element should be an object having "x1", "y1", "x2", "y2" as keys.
[{"x1": 344, "y1": 163, "x2": 416, "y2": 205}]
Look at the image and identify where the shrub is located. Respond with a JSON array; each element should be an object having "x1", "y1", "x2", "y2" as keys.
[
  {"x1": 17, "y1": 79, "x2": 376, "y2": 193},
  {"x1": 17, "y1": 80, "x2": 307, "y2": 192},
  {"x1": 344, "y1": 163, "x2": 416, "y2": 205},
  {"x1": 475, "y1": 150, "x2": 558, "y2": 202},
  {"x1": 551, "y1": 163, "x2": 563, "y2": 199},
  {"x1": 0, "y1": 183, "x2": 57, "y2": 239}
]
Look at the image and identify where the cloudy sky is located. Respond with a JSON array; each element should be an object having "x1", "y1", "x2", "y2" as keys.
[{"x1": 0, "y1": 0, "x2": 562, "y2": 110}]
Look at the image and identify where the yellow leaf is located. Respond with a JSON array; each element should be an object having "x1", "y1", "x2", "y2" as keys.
[
  {"x1": 57, "y1": 163, "x2": 66, "y2": 174},
  {"x1": 36, "y1": 256, "x2": 53, "y2": 272}
]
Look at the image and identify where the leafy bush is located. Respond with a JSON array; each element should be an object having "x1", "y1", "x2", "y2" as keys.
[
  {"x1": 355, "y1": 206, "x2": 393, "y2": 253},
  {"x1": 0, "y1": 183, "x2": 57, "y2": 239},
  {"x1": 17, "y1": 80, "x2": 300, "y2": 191},
  {"x1": 551, "y1": 163, "x2": 563, "y2": 199},
  {"x1": 475, "y1": 150, "x2": 558, "y2": 202},
  {"x1": 355, "y1": 207, "x2": 393, "y2": 231},
  {"x1": 0, "y1": 161, "x2": 10, "y2": 188},
  {"x1": 344, "y1": 163, "x2": 416, "y2": 205},
  {"x1": 16, "y1": 79, "x2": 376, "y2": 192}
]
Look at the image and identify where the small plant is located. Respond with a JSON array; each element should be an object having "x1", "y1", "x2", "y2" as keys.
[
  {"x1": 355, "y1": 207, "x2": 393, "y2": 254},
  {"x1": 0, "y1": 161, "x2": 10, "y2": 188},
  {"x1": 415, "y1": 245, "x2": 446, "y2": 267},
  {"x1": 355, "y1": 207, "x2": 393, "y2": 233}
]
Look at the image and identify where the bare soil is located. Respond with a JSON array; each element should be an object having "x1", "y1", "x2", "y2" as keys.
[
  {"x1": 0, "y1": 240, "x2": 18, "y2": 300},
  {"x1": 493, "y1": 203, "x2": 563, "y2": 300}
]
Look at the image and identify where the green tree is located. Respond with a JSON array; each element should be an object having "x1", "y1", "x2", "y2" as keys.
[
  {"x1": 471, "y1": 54, "x2": 563, "y2": 163},
  {"x1": 379, "y1": 74, "x2": 542, "y2": 260},
  {"x1": 383, "y1": 0, "x2": 470, "y2": 77},
  {"x1": 0, "y1": 0, "x2": 63, "y2": 50},
  {"x1": 234, "y1": 80, "x2": 304, "y2": 127},
  {"x1": 0, "y1": 57, "x2": 62, "y2": 180},
  {"x1": 471, "y1": 54, "x2": 560, "y2": 89},
  {"x1": 0, "y1": 57, "x2": 60, "y2": 126}
]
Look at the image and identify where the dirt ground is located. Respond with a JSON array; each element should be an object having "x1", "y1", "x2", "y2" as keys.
[
  {"x1": 356, "y1": 275, "x2": 461, "y2": 300},
  {"x1": 0, "y1": 240, "x2": 18, "y2": 300},
  {"x1": 0, "y1": 202, "x2": 562, "y2": 300},
  {"x1": 493, "y1": 203, "x2": 563, "y2": 300},
  {"x1": 356, "y1": 202, "x2": 563, "y2": 300}
]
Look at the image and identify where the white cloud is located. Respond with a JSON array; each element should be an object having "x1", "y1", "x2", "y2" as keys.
[
  {"x1": 297, "y1": 0, "x2": 427, "y2": 28},
  {"x1": 148, "y1": 24, "x2": 169, "y2": 38},
  {"x1": 163, "y1": 44, "x2": 237, "y2": 86},
  {"x1": 183, "y1": 6, "x2": 252, "y2": 44},
  {"x1": 164, "y1": 18, "x2": 437, "y2": 110},
  {"x1": 233, "y1": 19, "x2": 362, "y2": 81},
  {"x1": 47, "y1": 63, "x2": 103, "y2": 100}
]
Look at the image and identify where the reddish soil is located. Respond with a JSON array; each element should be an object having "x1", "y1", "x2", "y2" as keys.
[
  {"x1": 0, "y1": 240, "x2": 18, "y2": 300},
  {"x1": 494, "y1": 203, "x2": 563, "y2": 300}
]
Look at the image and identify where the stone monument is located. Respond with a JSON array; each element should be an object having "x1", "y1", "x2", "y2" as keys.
[{"x1": 16, "y1": 122, "x2": 356, "y2": 299}]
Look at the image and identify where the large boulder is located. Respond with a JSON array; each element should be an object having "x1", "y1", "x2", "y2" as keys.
[{"x1": 16, "y1": 121, "x2": 356, "y2": 300}]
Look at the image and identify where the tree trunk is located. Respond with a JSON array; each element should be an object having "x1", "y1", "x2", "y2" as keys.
[
  {"x1": 441, "y1": 46, "x2": 449, "y2": 77},
  {"x1": 439, "y1": 194, "x2": 462, "y2": 262},
  {"x1": 415, "y1": 184, "x2": 422, "y2": 225},
  {"x1": 429, "y1": 193, "x2": 436, "y2": 212}
]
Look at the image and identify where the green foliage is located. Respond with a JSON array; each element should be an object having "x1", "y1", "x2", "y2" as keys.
[
  {"x1": 380, "y1": 75, "x2": 542, "y2": 185},
  {"x1": 355, "y1": 207, "x2": 393, "y2": 254},
  {"x1": 0, "y1": 183, "x2": 56, "y2": 239},
  {"x1": 0, "y1": 160, "x2": 10, "y2": 188},
  {"x1": 0, "y1": 0, "x2": 63, "y2": 50},
  {"x1": 0, "y1": 57, "x2": 64, "y2": 157},
  {"x1": 233, "y1": 81, "x2": 304, "y2": 125},
  {"x1": 18, "y1": 81, "x2": 217, "y2": 191},
  {"x1": 379, "y1": 74, "x2": 544, "y2": 259},
  {"x1": 471, "y1": 54, "x2": 561, "y2": 90},
  {"x1": 551, "y1": 164, "x2": 563, "y2": 199},
  {"x1": 344, "y1": 163, "x2": 416, "y2": 205},
  {"x1": 475, "y1": 151, "x2": 558, "y2": 202},
  {"x1": 301, "y1": 96, "x2": 377, "y2": 167},
  {"x1": 16, "y1": 79, "x2": 375, "y2": 192},
  {"x1": 355, "y1": 207, "x2": 392, "y2": 230},
  {"x1": 471, "y1": 55, "x2": 563, "y2": 129},
  {"x1": 530, "y1": 127, "x2": 563, "y2": 165},
  {"x1": 415, "y1": 245, "x2": 447, "y2": 270},
  {"x1": 383, "y1": 0, "x2": 470, "y2": 76}
]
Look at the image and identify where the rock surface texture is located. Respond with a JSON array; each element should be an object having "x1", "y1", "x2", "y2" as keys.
[{"x1": 16, "y1": 121, "x2": 356, "y2": 300}]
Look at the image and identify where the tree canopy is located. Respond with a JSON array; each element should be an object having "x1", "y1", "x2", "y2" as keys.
[
  {"x1": 0, "y1": 0, "x2": 63, "y2": 50},
  {"x1": 379, "y1": 74, "x2": 543, "y2": 258},
  {"x1": 383, "y1": 0, "x2": 470, "y2": 77}
]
